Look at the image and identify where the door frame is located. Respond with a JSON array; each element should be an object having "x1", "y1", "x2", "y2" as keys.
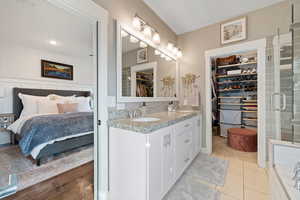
[
  {"x1": 204, "y1": 39, "x2": 267, "y2": 168},
  {"x1": 49, "y1": 0, "x2": 109, "y2": 199},
  {"x1": 130, "y1": 62, "x2": 157, "y2": 97}
]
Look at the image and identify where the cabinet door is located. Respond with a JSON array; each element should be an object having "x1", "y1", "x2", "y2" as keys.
[
  {"x1": 192, "y1": 116, "x2": 202, "y2": 158},
  {"x1": 162, "y1": 132, "x2": 174, "y2": 195},
  {"x1": 148, "y1": 126, "x2": 173, "y2": 200}
]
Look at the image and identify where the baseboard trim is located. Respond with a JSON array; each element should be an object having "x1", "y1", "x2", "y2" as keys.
[{"x1": 200, "y1": 147, "x2": 210, "y2": 154}]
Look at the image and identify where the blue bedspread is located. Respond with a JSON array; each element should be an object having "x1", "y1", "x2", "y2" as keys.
[{"x1": 19, "y1": 112, "x2": 94, "y2": 156}]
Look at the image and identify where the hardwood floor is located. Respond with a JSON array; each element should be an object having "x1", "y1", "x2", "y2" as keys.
[{"x1": 4, "y1": 162, "x2": 94, "y2": 200}]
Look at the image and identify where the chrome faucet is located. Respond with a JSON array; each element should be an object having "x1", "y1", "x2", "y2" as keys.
[{"x1": 128, "y1": 108, "x2": 142, "y2": 119}]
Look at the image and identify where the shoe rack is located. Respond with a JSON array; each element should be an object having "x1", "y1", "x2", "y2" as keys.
[{"x1": 213, "y1": 53, "x2": 258, "y2": 137}]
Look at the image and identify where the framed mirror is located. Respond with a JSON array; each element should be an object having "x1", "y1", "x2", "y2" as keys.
[{"x1": 117, "y1": 24, "x2": 179, "y2": 102}]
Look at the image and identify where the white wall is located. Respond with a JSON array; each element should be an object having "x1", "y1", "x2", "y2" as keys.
[{"x1": 0, "y1": 41, "x2": 94, "y2": 86}]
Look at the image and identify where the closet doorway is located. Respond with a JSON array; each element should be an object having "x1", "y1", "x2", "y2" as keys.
[{"x1": 204, "y1": 39, "x2": 267, "y2": 168}]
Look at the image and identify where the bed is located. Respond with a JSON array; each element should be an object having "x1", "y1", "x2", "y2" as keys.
[{"x1": 10, "y1": 87, "x2": 94, "y2": 166}]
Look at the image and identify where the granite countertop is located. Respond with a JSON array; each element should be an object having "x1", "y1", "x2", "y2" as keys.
[{"x1": 108, "y1": 110, "x2": 201, "y2": 133}]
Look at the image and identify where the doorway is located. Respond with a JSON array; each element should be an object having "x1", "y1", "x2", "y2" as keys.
[
  {"x1": 205, "y1": 39, "x2": 267, "y2": 168},
  {"x1": 0, "y1": 0, "x2": 108, "y2": 199}
]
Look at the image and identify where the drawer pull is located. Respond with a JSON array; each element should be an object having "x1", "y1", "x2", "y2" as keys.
[
  {"x1": 184, "y1": 139, "x2": 190, "y2": 144},
  {"x1": 184, "y1": 158, "x2": 190, "y2": 163},
  {"x1": 184, "y1": 124, "x2": 190, "y2": 128}
]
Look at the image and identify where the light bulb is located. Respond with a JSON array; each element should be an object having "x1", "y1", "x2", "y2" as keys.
[
  {"x1": 121, "y1": 30, "x2": 129, "y2": 38},
  {"x1": 49, "y1": 40, "x2": 57, "y2": 46},
  {"x1": 177, "y1": 50, "x2": 183, "y2": 58},
  {"x1": 160, "y1": 54, "x2": 165, "y2": 58},
  {"x1": 139, "y1": 41, "x2": 148, "y2": 48},
  {"x1": 143, "y1": 25, "x2": 152, "y2": 38},
  {"x1": 130, "y1": 35, "x2": 139, "y2": 43},
  {"x1": 167, "y1": 43, "x2": 174, "y2": 51},
  {"x1": 152, "y1": 32, "x2": 160, "y2": 44},
  {"x1": 173, "y1": 47, "x2": 179, "y2": 55},
  {"x1": 132, "y1": 16, "x2": 141, "y2": 31},
  {"x1": 154, "y1": 50, "x2": 161, "y2": 55}
]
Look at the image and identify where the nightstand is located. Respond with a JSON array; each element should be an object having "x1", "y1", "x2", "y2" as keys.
[{"x1": 0, "y1": 114, "x2": 15, "y2": 145}]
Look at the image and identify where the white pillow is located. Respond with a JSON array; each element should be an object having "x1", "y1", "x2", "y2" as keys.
[
  {"x1": 37, "y1": 99, "x2": 60, "y2": 115},
  {"x1": 19, "y1": 93, "x2": 47, "y2": 117},
  {"x1": 71, "y1": 96, "x2": 92, "y2": 112}
]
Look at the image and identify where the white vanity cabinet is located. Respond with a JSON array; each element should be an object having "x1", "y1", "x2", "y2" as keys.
[{"x1": 109, "y1": 116, "x2": 201, "y2": 200}]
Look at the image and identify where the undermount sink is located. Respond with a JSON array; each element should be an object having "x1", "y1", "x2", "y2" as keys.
[{"x1": 131, "y1": 117, "x2": 160, "y2": 122}]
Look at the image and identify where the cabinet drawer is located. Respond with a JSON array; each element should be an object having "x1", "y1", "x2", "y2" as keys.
[{"x1": 175, "y1": 118, "x2": 194, "y2": 132}]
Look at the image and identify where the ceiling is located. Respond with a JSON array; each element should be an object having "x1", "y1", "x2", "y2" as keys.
[
  {"x1": 0, "y1": 0, "x2": 93, "y2": 57},
  {"x1": 143, "y1": 0, "x2": 284, "y2": 34}
]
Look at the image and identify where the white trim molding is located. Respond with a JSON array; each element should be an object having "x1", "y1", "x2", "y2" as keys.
[
  {"x1": 205, "y1": 38, "x2": 267, "y2": 168},
  {"x1": 47, "y1": 1, "x2": 109, "y2": 200}
]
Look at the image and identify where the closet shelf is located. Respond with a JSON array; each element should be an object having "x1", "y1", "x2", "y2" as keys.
[
  {"x1": 242, "y1": 124, "x2": 257, "y2": 128},
  {"x1": 218, "y1": 87, "x2": 257, "y2": 92},
  {"x1": 218, "y1": 96, "x2": 243, "y2": 99},
  {"x1": 136, "y1": 78, "x2": 153, "y2": 82},
  {"x1": 243, "y1": 99, "x2": 257, "y2": 103},
  {"x1": 243, "y1": 118, "x2": 258, "y2": 121},
  {"x1": 218, "y1": 103, "x2": 257, "y2": 106},
  {"x1": 217, "y1": 61, "x2": 257, "y2": 69},
  {"x1": 219, "y1": 122, "x2": 242, "y2": 125},
  {"x1": 217, "y1": 73, "x2": 257, "y2": 78},
  {"x1": 241, "y1": 110, "x2": 257, "y2": 113},
  {"x1": 217, "y1": 80, "x2": 257, "y2": 84},
  {"x1": 218, "y1": 103, "x2": 244, "y2": 105}
]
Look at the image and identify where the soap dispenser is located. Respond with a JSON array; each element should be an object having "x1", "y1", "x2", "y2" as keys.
[
  {"x1": 140, "y1": 102, "x2": 147, "y2": 116},
  {"x1": 168, "y1": 101, "x2": 175, "y2": 112}
]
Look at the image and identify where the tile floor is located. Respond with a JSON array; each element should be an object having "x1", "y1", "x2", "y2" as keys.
[{"x1": 211, "y1": 136, "x2": 269, "y2": 200}]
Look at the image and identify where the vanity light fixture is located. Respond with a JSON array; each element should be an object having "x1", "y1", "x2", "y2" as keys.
[
  {"x1": 49, "y1": 40, "x2": 57, "y2": 46},
  {"x1": 129, "y1": 35, "x2": 139, "y2": 43},
  {"x1": 152, "y1": 32, "x2": 160, "y2": 44},
  {"x1": 121, "y1": 30, "x2": 129, "y2": 38},
  {"x1": 139, "y1": 41, "x2": 148, "y2": 48}
]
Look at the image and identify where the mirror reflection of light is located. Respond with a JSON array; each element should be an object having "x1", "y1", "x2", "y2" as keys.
[
  {"x1": 139, "y1": 41, "x2": 148, "y2": 48},
  {"x1": 49, "y1": 40, "x2": 57, "y2": 46},
  {"x1": 121, "y1": 30, "x2": 129, "y2": 38},
  {"x1": 154, "y1": 50, "x2": 161, "y2": 55},
  {"x1": 129, "y1": 35, "x2": 139, "y2": 43}
]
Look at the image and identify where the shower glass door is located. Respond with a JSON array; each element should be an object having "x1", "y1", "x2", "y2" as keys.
[
  {"x1": 273, "y1": 0, "x2": 300, "y2": 143},
  {"x1": 291, "y1": 0, "x2": 300, "y2": 143}
]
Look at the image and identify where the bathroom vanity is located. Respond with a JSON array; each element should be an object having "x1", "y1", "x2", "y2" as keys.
[
  {"x1": 269, "y1": 140, "x2": 300, "y2": 200},
  {"x1": 108, "y1": 111, "x2": 202, "y2": 200}
]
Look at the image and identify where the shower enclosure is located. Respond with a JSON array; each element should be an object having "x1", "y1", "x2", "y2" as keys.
[{"x1": 272, "y1": 0, "x2": 300, "y2": 144}]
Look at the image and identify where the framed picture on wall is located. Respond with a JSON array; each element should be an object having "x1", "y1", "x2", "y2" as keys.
[
  {"x1": 41, "y1": 60, "x2": 73, "y2": 80},
  {"x1": 221, "y1": 17, "x2": 247, "y2": 45},
  {"x1": 137, "y1": 48, "x2": 148, "y2": 64}
]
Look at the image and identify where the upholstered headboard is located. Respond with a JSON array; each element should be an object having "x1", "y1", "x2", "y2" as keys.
[{"x1": 13, "y1": 88, "x2": 91, "y2": 119}]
